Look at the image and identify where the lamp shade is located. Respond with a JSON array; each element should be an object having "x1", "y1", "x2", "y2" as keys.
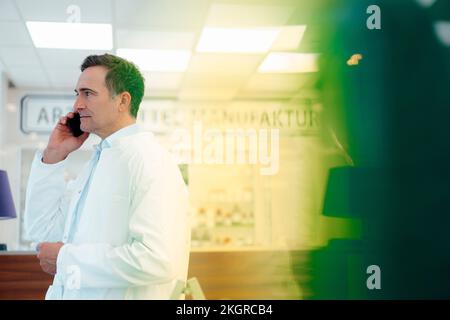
[{"x1": 0, "y1": 170, "x2": 16, "y2": 220}]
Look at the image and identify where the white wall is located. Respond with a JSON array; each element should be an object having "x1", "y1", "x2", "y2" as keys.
[{"x1": 0, "y1": 71, "x2": 20, "y2": 250}]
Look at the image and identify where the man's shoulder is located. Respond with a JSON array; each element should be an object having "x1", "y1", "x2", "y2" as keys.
[
  {"x1": 116, "y1": 131, "x2": 171, "y2": 164},
  {"x1": 116, "y1": 131, "x2": 181, "y2": 183},
  {"x1": 115, "y1": 131, "x2": 157, "y2": 149}
]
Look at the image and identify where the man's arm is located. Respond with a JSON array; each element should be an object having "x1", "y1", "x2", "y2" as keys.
[
  {"x1": 24, "y1": 151, "x2": 71, "y2": 243},
  {"x1": 24, "y1": 112, "x2": 90, "y2": 243}
]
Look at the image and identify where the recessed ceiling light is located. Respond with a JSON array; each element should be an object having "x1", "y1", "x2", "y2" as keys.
[
  {"x1": 26, "y1": 21, "x2": 113, "y2": 50},
  {"x1": 258, "y1": 52, "x2": 319, "y2": 73},
  {"x1": 117, "y1": 48, "x2": 191, "y2": 72},
  {"x1": 196, "y1": 27, "x2": 280, "y2": 53}
]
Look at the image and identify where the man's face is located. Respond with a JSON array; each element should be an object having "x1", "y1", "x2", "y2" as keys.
[{"x1": 73, "y1": 66, "x2": 121, "y2": 138}]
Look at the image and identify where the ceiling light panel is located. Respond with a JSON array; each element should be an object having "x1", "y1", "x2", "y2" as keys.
[
  {"x1": 26, "y1": 21, "x2": 113, "y2": 50},
  {"x1": 196, "y1": 27, "x2": 280, "y2": 53}
]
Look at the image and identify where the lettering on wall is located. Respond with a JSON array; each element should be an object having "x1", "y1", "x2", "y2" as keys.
[
  {"x1": 20, "y1": 95, "x2": 322, "y2": 136},
  {"x1": 20, "y1": 95, "x2": 75, "y2": 134},
  {"x1": 138, "y1": 99, "x2": 322, "y2": 136}
]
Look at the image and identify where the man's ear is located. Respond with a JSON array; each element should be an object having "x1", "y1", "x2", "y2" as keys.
[{"x1": 119, "y1": 92, "x2": 131, "y2": 113}]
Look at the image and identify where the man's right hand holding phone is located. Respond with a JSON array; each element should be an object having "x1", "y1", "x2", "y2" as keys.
[{"x1": 42, "y1": 112, "x2": 90, "y2": 164}]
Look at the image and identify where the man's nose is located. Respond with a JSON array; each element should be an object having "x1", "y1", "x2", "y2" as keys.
[{"x1": 73, "y1": 97, "x2": 86, "y2": 112}]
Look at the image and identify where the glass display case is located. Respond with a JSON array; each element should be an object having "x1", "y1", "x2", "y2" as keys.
[{"x1": 189, "y1": 165, "x2": 256, "y2": 249}]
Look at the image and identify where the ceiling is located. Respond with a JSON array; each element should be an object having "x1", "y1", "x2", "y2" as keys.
[{"x1": 0, "y1": 0, "x2": 321, "y2": 100}]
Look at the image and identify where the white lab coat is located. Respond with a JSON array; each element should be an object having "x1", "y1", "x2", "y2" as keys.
[{"x1": 24, "y1": 130, "x2": 190, "y2": 299}]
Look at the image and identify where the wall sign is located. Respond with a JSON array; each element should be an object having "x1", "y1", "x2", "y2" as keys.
[
  {"x1": 138, "y1": 98, "x2": 322, "y2": 135},
  {"x1": 20, "y1": 95, "x2": 75, "y2": 134},
  {"x1": 19, "y1": 95, "x2": 322, "y2": 136}
]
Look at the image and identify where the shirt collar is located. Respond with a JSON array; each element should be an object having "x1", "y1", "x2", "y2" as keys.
[{"x1": 95, "y1": 123, "x2": 140, "y2": 151}]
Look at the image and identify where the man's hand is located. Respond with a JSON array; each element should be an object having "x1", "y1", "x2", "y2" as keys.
[
  {"x1": 36, "y1": 242, "x2": 64, "y2": 275},
  {"x1": 43, "y1": 112, "x2": 89, "y2": 164}
]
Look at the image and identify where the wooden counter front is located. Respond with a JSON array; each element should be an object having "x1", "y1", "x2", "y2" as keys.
[
  {"x1": 0, "y1": 252, "x2": 53, "y2": 299},
  {"x1": 0, "y1": 250, "x2": 311, "y2": 300}
]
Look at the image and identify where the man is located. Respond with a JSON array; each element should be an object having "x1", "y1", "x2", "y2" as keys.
[{"x1": 24, "y1": 54, "x2": 190, "y2": 299}]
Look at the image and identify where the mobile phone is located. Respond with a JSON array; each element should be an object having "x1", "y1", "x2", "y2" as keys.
[{"x1": 66, "y1": 112, "x2": 84, "y2": 137}]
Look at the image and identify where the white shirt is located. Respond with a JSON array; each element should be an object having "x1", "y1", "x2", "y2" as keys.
[{"x1": 24, "y1": 126, "x2": 190, "y2": 299}]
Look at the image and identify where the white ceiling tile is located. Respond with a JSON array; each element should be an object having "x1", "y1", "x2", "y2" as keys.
[
  {"x1": 187, "y1": 53, "x2": 264, "y2": 75},
  {"x1": 243, "y1": 73, "x2": 315, "y2": 93},
  {"x1": 46, "y1": 68, "x2": 81, "y2": 88},
  {"x1": 144, "y1": 72, "x2": 183, "y2": 90},
  {"x1": 117, "y1": 29, "x2": 196, "y2": 50},
  {"x1": 116, "y1": 48, "x2": 191, "y2": 72},
  {"x1": 258, "y1": 52, "x2": 319, "y2": 73},
  {"x1": 0, "y1": 47, "x2": 40, "y2": 67},
  {"x1": 0, "y1": 22, "x2": 33, "y2": 46},
  {"x1": 179, "y1": 87, "x2": 238, "y2": 101},
  {"x1": 204, "y1": 3, "x2": 296, "y2": 28},
  {"x1": 196, "y1": 27, "x2": 279, "y2": 53},
  {"x1": 114, "y1": 0, "x2": 210, "y2": 30},
  {"x1": 16, "y1": 0, "x2": 112, "y2": 23},
  {"x1": 8, "y1": 66, "x2": 49, "y2": 88},
  {"x1": 0, "y1": 0, "x2": 21, "y2": 21},
  {"x1": 182, "y1": 72, "x2": 248, "y2": 89},
  {"x1": 37, "y1": 49, "x2": 112, "y2": 69},
  {"x1": 271, "y1": 25, "x2": 306, "y2": 51}
]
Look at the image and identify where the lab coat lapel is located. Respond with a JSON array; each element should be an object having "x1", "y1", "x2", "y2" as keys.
[{"x1": 62, "y1": 154, "x2": 99, "y2": 242}]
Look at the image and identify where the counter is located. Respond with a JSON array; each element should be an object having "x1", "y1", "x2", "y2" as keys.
[{"x1": 0, "y1": 250, "x2": 311, "y2": 300}]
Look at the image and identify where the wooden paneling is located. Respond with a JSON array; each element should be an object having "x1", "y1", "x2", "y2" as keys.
[
  {"x1": 0, "y1": 253, "x2": 52, "y2": 300},
  {"x1": 0, "y1": 250, "x2": 311, "y2": 300},
  {"x1": 187, "y1": 251, "x2": 311, "y2": 299}
]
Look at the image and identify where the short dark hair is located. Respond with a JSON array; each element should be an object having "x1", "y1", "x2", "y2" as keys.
[{"x1": 81, "y1": 54, "x2": 145, "y2": 118}]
